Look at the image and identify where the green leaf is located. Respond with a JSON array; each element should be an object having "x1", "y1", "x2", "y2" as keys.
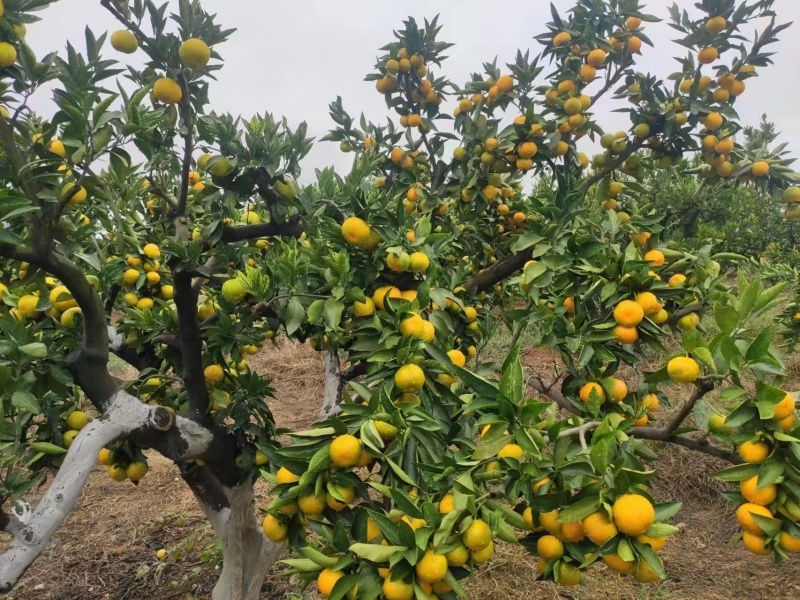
[
  {"x1": 384, "y1": 456, "x2": 416, "y2": 486},
  {"x1": 323, "y1": 299, "x2": 345, "y2": 330},
  {"x1": 279, "y1": 558, "x2": 323, "y2": 572},
  {"x1": 472, "y1": 435, "x2": 511, "y2": 461},
  {"x1": 448, "y1": 365, "x2": 498, "y2": 399},
  {"x1": 328, "y1": 574, "x2": 359, "y2": 600},
  {"x1": 714, "y1": 304, "x2": 738, "y2": 335},
  {"x1": 558, "y1": 497, "x2": 601, "y2": 523},
  {"x1": 644, "y1": 523, "x2": 679, "y2": 537},
  {"x1": 284, "y1": 298, "x2": 304, "y2": 335},
  {"x1": 745, "y1": 327, "x2": 773, "y2": 362},
  {"x1": 307, "y1": 299, "x2": 325, "y2": 324},
  {"x1": 299, "y1": 546, "x2": 338, "y2": 568},
  {"x1": 348, "y1": 543, "x2": 407, "y2": 562},
  {"x1": 617, "y1": 538, "x2": 635, "y2": 562},
  {"x1": 590, "y1": 435, "x2": 613, "y2": 473},
  {"x1": 692, "y1": 347, "x2": 716, "y2": 373},
  {"x1": 18, "y1": 343, "x2": 47, "y2": 358},
  {"x1": 12, "y1": 391, "x2": 40, "y2": 414},
  {"x1": 29, "y1": 442, "x2": 67, "y2": 455},
  {"x1": 712, "y1": 463, "x2": 760, "y2": 482},
  {"x1": 757, "y1": 461, "x2": 784, "y2": 488},
  {"x1": 653, "y1": 502, "x2": 682, "y2": 521},
  {"x1": 752, "y1": 514, "x2": 783, "y2": 537},
  {"x1": 499, "y1": 345, "x2": 523, "y2": 404}
]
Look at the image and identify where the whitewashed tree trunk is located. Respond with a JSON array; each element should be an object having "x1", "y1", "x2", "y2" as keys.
[
  {"x1": 194, "y1": 481, "x2": 284, "y2": 600},
  {"x1": 0, "y1": 390, "x2": 212, "y2": 592},
  {"x1": 319, "y1": 348, "x2": 343, "y2": 420}
]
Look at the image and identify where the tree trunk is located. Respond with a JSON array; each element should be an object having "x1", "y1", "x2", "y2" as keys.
[
  {"x1": 192, "y1": 480, "x2": 284, "y2": 600},
  {"x1": 319, "y1": 348, "x2": 343, "y2": 420}
]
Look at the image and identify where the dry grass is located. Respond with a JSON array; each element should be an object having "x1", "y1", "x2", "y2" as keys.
[{"x1": 8, "y1": 332, "x2": 800, "y2": 598}]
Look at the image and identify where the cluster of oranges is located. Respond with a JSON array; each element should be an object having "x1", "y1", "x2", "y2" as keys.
[
  {"x1": 117, "y1": 243, "x2": 173, "y2": 310},
  {"x1": 527, "y1": 491, "x2": 666, "y2": 584},
  {"x1": 111, "y1": 30, "x2": 212, "y2": 104},
  {"x1": 1, "y1": 270, "x2": 100, "y2": 328},
  {"x1": 733, "y1": 425, "x2": 800, "y2": 555}
]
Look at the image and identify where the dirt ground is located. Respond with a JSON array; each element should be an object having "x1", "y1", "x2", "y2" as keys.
[{"x1": 6, "y1": 339, "x2": 800, "y2": 599}]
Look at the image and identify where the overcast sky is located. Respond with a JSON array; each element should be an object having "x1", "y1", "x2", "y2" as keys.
[{"x1": 23, "y1": 0, "x2": 800, "y2": 181}]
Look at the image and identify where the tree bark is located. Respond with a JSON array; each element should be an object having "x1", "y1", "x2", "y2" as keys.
[
  {"x1": 319, "y1": 348, "x2": 343, "y2": 420},
  {"x1": 192, "y1": 480, "x2": 284, "y2": 600}
]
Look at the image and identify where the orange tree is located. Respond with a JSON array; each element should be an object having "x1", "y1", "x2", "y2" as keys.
[{"x1": 2, "y1": 0, "x2": 800, "y2": 598}]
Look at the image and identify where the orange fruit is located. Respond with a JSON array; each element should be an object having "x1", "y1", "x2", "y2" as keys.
[
  {"x1": 698, "y1": 47, "x2": 719, "y2": 64},
  {"x1": 614, "y1": 326, "x2": 639, "y2": 344},
  {"x1": 737, "y1": 440, "x2": 770, "y2": 464},
  {"x1": 580, "y1": 382, "x2": 606, "y2": 403},
  {"x1": 612, "y1": 494, "x2": 655, "y2": 535},
  {"x1": 740, "y1": 475, "x2": 777, "y2": 506},
  {"x1": 614, "y1": 300, "x2": 645, "y2": 327},
  {"x1": 736, "y1": 503, "x2": 773, "y2": 535}
]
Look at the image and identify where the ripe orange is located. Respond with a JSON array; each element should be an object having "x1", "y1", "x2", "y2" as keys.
[
  {"x1": 705, "y1": 112, "x2": 723, "y2": 130},
  {"x1": 779, "y1": 531, "x2": 800, "y2": 553},
  {"x1": 637, "y1": 534, "x2": 667, "y2": 551},
  {"x1": 667, "y1": 357, "x2": 700, "y2": 383},
  {"x1": 560, "y1": 520, "x2": 585, "y2": 542},
  {"x1": 737, "y1": 440, "x2": 769, "y2": 464},
  {"x1": 641, "y1": 393, "x2": 659, "y2": 412},
  {"x1": 518, "y1": 142, "x2": 538, "y2": 159},
  {"x1": 614, "y1": 325, "x2": 639, "y2": 344},
  {"x1": 587, "y1": 49, "x2": 607, "y2": 67},
  {"x1": 742, "y1": 531, "x2": 770, "y2": 555},
  {"x1": 462, "y1": 519, "x2": 492, "y2": 551},
  {"x1": 537, "y1": 535, "x2": 564, "y2": 560},
  {"x1": 609, "y1": 378, "x2": 627, "y2": 403},
  {"x1": 774, "y1": 393, "x2": 795, "y2": 420},
  {"x1": 604, "y1": 554, "x2": 636, "y2": 574},
  {"x1": 614, "y1": 300, "x2": 645, "y2": 327},
  {"x1": 580, "y1": 64, "x2": 596, "y2": 81},
  {"x1": 540, "y1": 509, "x2": 562, "y2": 535},
  {"x1": 579, "y1": 382, "x2": 606, "y2": 403},
  {"x1": 736, "y1": 503, "x2": 773, "y2": 535},
  {"x1": 497, "y1": 75, "x2": 514, "y2": 93},
  {"x1": 698, "y1": 47, "x2": 719, "y2": 64},
  {"x1": 612, "y1": 494, "x2": 655, "y2": 535},
  {"x1": 627, "y1": 36, "x2": 642, "y2": 53},
  {"x1": 635, "y1": 292, "x2": 661, "y2": 315},
  {"x1": 583, "y1": 511, "x2": 618, "y2": 545},
  {"x1": 751, "y1": 161, "x2": 770, "y2": 177},
  {"x1": 633, "y1": 561, "x2": 660, "y2": 583},
  {"x1": 553, "y1": 32, "x2": 572, "y2": 47},
  {"x1": 644, "y1": 249, "x2": 665, "y2": 266},
  {"x1": 740, "y1": 475, "x2": 777, "y2": 506},
  {"x1": 706, "y1": 16, "x2": 727, "y2": 34}
]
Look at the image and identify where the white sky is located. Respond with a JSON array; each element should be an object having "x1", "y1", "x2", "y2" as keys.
[{"x1": 23, "y1": 0, "x2": 800, "y2": 181}]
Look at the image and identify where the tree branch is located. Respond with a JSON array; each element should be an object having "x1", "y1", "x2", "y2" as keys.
[
  {"x1": 0, "y1": 244, "x2": 117, "y2": 409},
  {"x1": 0, "y1": 390, "x2": 212, "y2": 593},
  {"x1": 558, "y1": 421, "x2": 600, "y2": 449},
  {"x1": 176, "y1": 74, "x2": 193, "y2": 217},
  {"x1": 220, "y1": 215, "x2": 303, "y2": 243},
  {"x1": 465, "y1": 247, "x2": 534, "y2": 292},
  {"x1": 633, "y1": 427, "x2": 741, "y2": 464},
  {"x1": 172, "y1": 270, "x2": 210, "y2": 422},
  {"x1": 663, "y1": 381, "x2": 713, "y2": 435},
  {"x1": 343, "y1": 361, "x2": 366, "y2": 381},
  {"x1": 581, "y1": 136, "x2": 646, "y2": 195},
  {"x1": 527, "y1": 377, "x2": 580, "y2": 415}
]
